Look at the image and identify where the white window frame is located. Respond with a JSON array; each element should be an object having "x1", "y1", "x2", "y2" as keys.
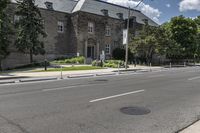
[
  {"x1": 57, "y1": 21, "x2": 64, "y2": 33},
  {"x1": 105, "y1": 25, "x2": 111, "y2": 36},
  {"x1": 88, "y1": 22, "x2": 94, "y2": 34},
  {"x1": 105, "y1": 44, "x2": 111, "y2": 54},
  {"x1": 14, "y1": 15, "x2": 20, "y2": 23}
]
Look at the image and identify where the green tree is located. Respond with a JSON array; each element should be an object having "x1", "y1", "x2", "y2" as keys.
[
  {"x1": 170, "y1": 16, "x2": 198, "y2": 59},
  {"x1": 15, "y1": 0, "x2": 47, "y2": 63},
  {"x1": 162, "y1": 22, "x2": 184, "y2": 60},
  {"x1": 130, "y1": 24, "x2": 166, "y2": 64},
  {"x1": 0, "y1": 0, "x2": 12, "y2": 70},
  {"x1": 194, "y1": 16, "x2": 200, "y2": 61}
]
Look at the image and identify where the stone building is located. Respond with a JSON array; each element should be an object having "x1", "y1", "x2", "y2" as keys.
[{"x1": 2, "y1": 0, "x2": 158, "y2": 69}]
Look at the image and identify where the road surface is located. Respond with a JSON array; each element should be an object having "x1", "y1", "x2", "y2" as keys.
[{"x1": 0, "y1": 67, "x2": 200, "y2": 133}]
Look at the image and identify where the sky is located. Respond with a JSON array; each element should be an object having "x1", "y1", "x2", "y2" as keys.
[{"x1": 103, "y1": 0, "x2": 200, "y2": 24}]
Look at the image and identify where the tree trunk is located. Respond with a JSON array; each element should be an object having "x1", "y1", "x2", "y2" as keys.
[{"x1": 30, "y1": 49, "x2": 33, "y2": 64}]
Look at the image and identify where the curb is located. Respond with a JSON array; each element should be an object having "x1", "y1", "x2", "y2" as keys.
[
  {"x1": 19, "y1": 77, "x2": 58, "y2": 83},
  {"x1": 96, "y1": 73, "x2": 117, "y2": 76},
  {"x1": 0, "y1": 76, "x2": 29, "y2": 80},
  {"x1": 0, "y1": 80, "x2": 15, "y2": 84},
  {"x1": 176, "y1": 119, "x2": 200, "y2": 133},
  {"x1": 67, "y1": 74, "x2": 94, "y2": 78}
]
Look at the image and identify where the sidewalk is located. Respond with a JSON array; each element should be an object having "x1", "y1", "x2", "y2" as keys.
[
  {"x1": 179, "y1": 120, "x2": 200, "y2": 133},
  {"x1": 0, "y1": 65, "x2": 161, "y2": 80}
]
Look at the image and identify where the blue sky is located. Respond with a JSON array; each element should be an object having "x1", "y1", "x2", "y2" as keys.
[
  {"x1": 144, "y1": 0, "x2": 200, "y2": 24},
  {"x1": 104, "y1": 0, "x2": 200, "y2": 24}
]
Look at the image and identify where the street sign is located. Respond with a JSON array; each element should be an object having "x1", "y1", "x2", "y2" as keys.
[
  {"x1": 100, "y1": 54, "x2": 105, "y2": 61},
  {"x1": 123, "y1": 29, "x2": 128, "y2": 45}
]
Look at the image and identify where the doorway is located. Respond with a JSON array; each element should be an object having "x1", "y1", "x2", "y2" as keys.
[{"x1": 87, "y1": 46, "x2": 95, "y2": 59}]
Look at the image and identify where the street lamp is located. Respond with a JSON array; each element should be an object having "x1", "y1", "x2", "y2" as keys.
[{"x1": 125, "y1": 0, "x2": 145, "y2": 69}]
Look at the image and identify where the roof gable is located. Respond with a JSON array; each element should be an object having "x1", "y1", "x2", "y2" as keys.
[{"x1": 72, "y1": 0, "x2": 158, "y2": 26}]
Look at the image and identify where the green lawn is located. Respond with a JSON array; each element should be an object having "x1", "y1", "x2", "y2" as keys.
[{"x1": 35, "y1": 66, "x2": 104, "y2": 72}]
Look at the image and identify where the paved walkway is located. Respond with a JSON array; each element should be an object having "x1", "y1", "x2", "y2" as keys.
[
  {"x1": 0, "y1": 65, "x2": 162, "y2": 80},
  {"x1": 180, "y1": 120, "x2": 200, "y2": 133}
]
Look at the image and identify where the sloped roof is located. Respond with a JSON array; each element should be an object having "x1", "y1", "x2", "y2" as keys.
[
  {"x1": 11, "y1": 0, "x2": 158, "y2": 26},
  {"x1": 72, "y1": 0, "x2": 158, "y2": 26},
  {"x1": 11, "y1": 0, "x2": 78, "y2": 13}
]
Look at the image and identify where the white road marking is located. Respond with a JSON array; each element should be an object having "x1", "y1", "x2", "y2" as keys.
[
  {"x1": 188, "y1": 76, "x2": 200, "y2": 81},
  {"x1": 90, "y1": 89, "x2": 145, "y2": 103},
  {"x1": 43, "y1": 84, "x2": 97, "y2": 92}
]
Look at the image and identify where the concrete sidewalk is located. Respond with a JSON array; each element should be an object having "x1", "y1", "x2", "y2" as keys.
[
  {"x1": 179, "y1": 120, "x2": 200, "y2": 133},
  {"x1": 0, "y1": 65, "x2": 161, "y2": 80}
]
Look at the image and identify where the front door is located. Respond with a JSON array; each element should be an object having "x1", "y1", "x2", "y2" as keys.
[{"x1": 87, "y1": 46, "x2": 95, "y2": 59}]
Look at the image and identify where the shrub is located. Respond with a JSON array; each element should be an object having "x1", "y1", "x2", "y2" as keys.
[
  {"x1": 112, "y1": 48, "x2": 134, "y2": 61},
  {"x1": 51, "y1": 56, "x2": 85, "y2": 64},
  {"x1": 92, "y1": 60, "x2": 103, "y2": 67},
  {"x1": 92, "y1": 60, "x2": 124, "y2": 68},
  {"x1": 112, "y1": 48, "x2": 125, "y2": 60}
]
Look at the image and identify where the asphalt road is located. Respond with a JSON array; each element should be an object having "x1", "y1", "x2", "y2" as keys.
[{"x1": 0, "y1": 67, "x2": 200, "y2": 133}]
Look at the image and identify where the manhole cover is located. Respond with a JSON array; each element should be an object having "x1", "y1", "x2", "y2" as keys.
[{"x1": 120, "y1": 106, "x2": 151, "y2": 115}]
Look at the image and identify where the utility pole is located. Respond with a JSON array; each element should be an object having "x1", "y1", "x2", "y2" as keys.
[{"x1": 125, "y1": 6, "x2": 130, "y2": 70}]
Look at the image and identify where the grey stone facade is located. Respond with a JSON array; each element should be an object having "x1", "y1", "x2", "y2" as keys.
[{"x1": 2, "y1": 0, "x2": 158, "y2": 69}]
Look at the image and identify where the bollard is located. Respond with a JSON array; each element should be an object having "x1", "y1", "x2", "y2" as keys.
[
  {"x1": 184, "y1": 62, "x2": 186, "y2": 67},
  {"x1": 44, "y1": 59, "x2": 47, "y2": 71},
  {"x1": 60, "y1": 66, "x2": 63, "y2": 79},
  {"x1": 118, "y1": 62, "x2": 120, "y2": 75},
  {"x1": 170, "y1": 62, "x2": 172, "y2": 69},
  {"x1": 150, "y1": 63, "x2": 152, "y2": 72}
]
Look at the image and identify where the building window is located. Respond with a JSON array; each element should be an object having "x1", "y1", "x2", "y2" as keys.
[
  {"x1": 105, "y1": 44, "x2": 111, "y2": 54},
  {"x1": 88, "y1": 22, "x2": 94, "y2": 34},
  {"x1": 14, "y1": 15, "x2": 20, "y2": 23},
  {"x1": 57, "y1": 21, "x2": 64, "y2": 33},
  {"x1": 105, "y1": 26, "x2": 111, "y2": 36},
  {"x1": 114, "y1": 41, "x2": 118, "y2": 46}
]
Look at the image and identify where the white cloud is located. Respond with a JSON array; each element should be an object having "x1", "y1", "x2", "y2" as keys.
[
  {"x1": 179, "y1": 0, "x2": 200, "y2": 12},
  {"x1": 103, "y1": 0, "x2": 161, "y2": 23},
  {"x1": 166, "y1": 4, "x2": 171, "y2": 8}
]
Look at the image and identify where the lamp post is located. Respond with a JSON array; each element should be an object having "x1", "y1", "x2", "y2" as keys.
[
  {"x1": 125, "y1": 7, "x2": 130, "y2": 69},
  {"x1": 125, "y1": 0, "x2": 145, "y2": 70}
]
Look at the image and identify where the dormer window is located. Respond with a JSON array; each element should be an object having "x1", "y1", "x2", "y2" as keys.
[
  {"x1": 116, "y1": 13, "x2": 123, "y2": 19},
  {"x1": 101, "y1": 9, "x2": 108, "y2": 16},
  {"x1": 132, "y1": 16, "x2": 136, "y2": 22},
  {"x1": 45, "y1": 2, "x2": 53, "y2": 10},
  {"x1": 143, "y1": 19, "x2": 148, "y2": 24}
]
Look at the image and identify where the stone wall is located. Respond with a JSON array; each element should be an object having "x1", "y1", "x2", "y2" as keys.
[
  {"x1": 2, "y1": 3, "x2": 75, "y2": 69},
  {"x1": 76, "y1": 12, "x2": 124, "y2": 59},
  {"x1": 2, "y1": 3, "x2": 146, "y2": 69}
]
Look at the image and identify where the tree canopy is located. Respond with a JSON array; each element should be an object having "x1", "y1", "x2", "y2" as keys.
[
  {"x1": 130, "y1": 15, "x2": 200, "y2": 64},
  {"x1": 15, "y1": 0, "x2": 47, "y2": 63},
  {"x1": 0, "y1": 0, "x2": 12, "y2": 70}
]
